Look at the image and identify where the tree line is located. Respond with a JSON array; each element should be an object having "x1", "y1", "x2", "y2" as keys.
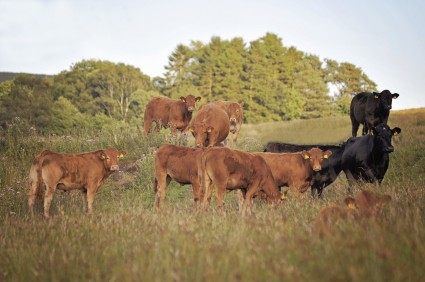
[{"x1": 0, "y1": 33, "x2": 377, "y2": 134}]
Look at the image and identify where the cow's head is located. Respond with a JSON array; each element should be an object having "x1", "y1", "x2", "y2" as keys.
[
  {"x1": 99, "y1": 148, "x2": 127, "y2": 171},
  {"x1": 301, "y1": 148, "x2": 332, "y2": 172},
  {"x1": 227, "y1": 102, "x2": 244, "y2": 129},
  {"x1": 187, "y1": 124, "x2": 213, "y2": 148},
  {"x1": 180, "y1": 95, "x2": 201, "y2": 112},
  {"x1": 373, "y1": 89, "x2": 399, "y2": 111},
  {"x1": 370, "y1": 124, "x2": 401, "y2": 153},
  {"x1": 353, "y1": 190, "x2": 392, "y2": 217}
]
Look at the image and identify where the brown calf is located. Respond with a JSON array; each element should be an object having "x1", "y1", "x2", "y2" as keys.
[
  {"x1": 254, "y1": 148, "x2": 332, "y2": 197},
  {"x1": 188, "y1": 103, "x2": 230, "y2": 147},
  {"x1": 28, "y1": 148, "x2": 126, "y2": 219},
  {"x1": 154, "y1": 144, "x2": 205, "y2": 209},
  {"x1": 200, "y1": 147, "x2": 282, "y2": 215},
  {"x1": 144, "y1": 95, "x2": 201, "y2": 134}
]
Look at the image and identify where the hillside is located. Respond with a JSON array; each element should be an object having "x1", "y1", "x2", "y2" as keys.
[{"x1": 0, "y1": 71, "x2": 50, "y2": 82}]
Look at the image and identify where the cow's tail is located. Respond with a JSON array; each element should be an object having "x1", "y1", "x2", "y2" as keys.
[{"x1": 28, "y1": 155, "x2": 44, "y2": 201}]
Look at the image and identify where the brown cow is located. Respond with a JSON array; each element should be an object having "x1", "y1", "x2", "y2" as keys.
[
  {"x1": 154, "y1": 144, "x2": 205, "y2": 209},
  {"x1": 28, "y1": 148, "x2": 126, "y2": 219},
  {"x1": 200, "y1": 147, "x2": 283, "y2": 215},
  {"x1": 254, "y1": 148, "x2": 332, "y2": 197},
  {"x1": 143, "y1": 95, "x2": 201, "y2": 134},
  {"x1": 314, "y1": 190, "x2": 392, "y2": 231},
  {"x1": 210, "y1": 101, "x2": 244, "y2": 146},
  {"x1": 188, "y1": 103, "x2": 230, "y2": 147}
]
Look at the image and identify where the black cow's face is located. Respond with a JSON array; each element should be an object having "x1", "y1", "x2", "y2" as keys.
[
  {"x1": 371, "y1": 124, "x2": 401, "y2": 153},
  {"x1": 373, "y1": 90, "x2": 399, "y2": 111}
]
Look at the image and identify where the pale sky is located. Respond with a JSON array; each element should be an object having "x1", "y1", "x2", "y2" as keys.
[{"x1": 1, "y1": 0, "x2": 424, "y2": 110}]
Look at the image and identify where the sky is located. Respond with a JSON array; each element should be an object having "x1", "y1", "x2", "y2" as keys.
[{"x1": 1, "y1": 0, "x2": 424, "y2": 110}]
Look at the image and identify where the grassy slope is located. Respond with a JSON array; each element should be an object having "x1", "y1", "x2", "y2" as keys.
[{"x1": 1, "y1": 109, "x2": 425, "y2": 281}]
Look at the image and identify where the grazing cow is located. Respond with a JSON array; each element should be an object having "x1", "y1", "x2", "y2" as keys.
[
  {"x1": 264, "y1": 142, "x2": 345, "y2": 198},
  {"x1": 28, "y1": 148, "x2": 126, "y2": 219},
  {"x1": 350, "y1": 89, "x2": 399, "y2": 137},
  {"x1": 210, "y1": 101, "x2": 244, "y2": 146},
  {"x1": 200, "y1": 147, "x2": 283, "y2": 215},
  {"x1": 144, "y1": 95, "x2": 201, "y2": 134},
  {"x1": 254, "y1": 148, "x2": 332, "y2": 198},
  {"x1": 314, "y1": 190, "x2": 392, "y2": 230},
  {"x1": 154, "y1": 144, "x2": 205, "y2": 209},
  {"x1": 341, "y1": 123, "x2": 401, "y2": 193},
  {"x1": 188, "y1": 103, "x2": 230, "y2": 147}
]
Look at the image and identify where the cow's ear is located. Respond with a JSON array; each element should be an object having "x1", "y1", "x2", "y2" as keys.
[
  {"x1": 239, "y1": 101, "x2": 244, "y2": 107},
  {"x1": 344, "y1": 197, "x2": 356, "y2": 209},
  {"x1": 119, "y1": 151, "x2": 127, "y2": 158},
  {"x1": 301, "y1": 151, "x2": 310, "y2": 160},
  {"x1": 100, "y1": 152, "x2": 107, "y2": 160},
  {"x1": 391, "y1": 127, "x2": 401, "y2": 136},
  {"x1": 187, "y1": 126, "x2": 194, "y2": 132},
  {"x1": 373, "y1": 92, "x2": 380, "y2": 99},
  {"x1": 323, "y1": 150, "x2": 332, "y2": 159},
  {"x1": 392, "y1": 93, "x2": 399, "y2": 99},
  {"x1": 207, "y1": 126, "x2": 214, "y2": 133},
  {"x1": 180, "y1": 96, "x2": 186, "y2": 102},
  {"x1": 195, "y1": 96, "x2": 201, "y2": 102}
]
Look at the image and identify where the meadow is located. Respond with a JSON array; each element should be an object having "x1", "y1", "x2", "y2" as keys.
[{"x1": 1, "y1": 109, "x2": 425, "y2": 281}]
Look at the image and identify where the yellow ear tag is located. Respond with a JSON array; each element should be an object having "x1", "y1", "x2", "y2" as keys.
[
  {"x1": 100, "y1": 154, "x2": 106, "y2": 160},
  {"x1": 374, "y1": 95, "x2": 379, "y2": 99},
  {"x1": 281, "y1": 193, "x2": 287, "y2": 200},
  {"x1": 393, "y1": 132, "x2": 398, "y2": 136},
  {"x1": 324, "y1": 154, "x2": 329, "y2": 159},
  {"x1": 207, "y1": 128, "x2": 212, "y2": 133},
  {"x1": 393, "y1": 96, "x2": 398, "y2": 99},
  {"x1": 119, "y1": 153, "x2": 125, "y2": 158},
  {"x1": 303, "y1": 155, "x2": 310, "y2": 160},
  {"x1": 348, "y1": 203, "x2": 355, "y2": 209}
]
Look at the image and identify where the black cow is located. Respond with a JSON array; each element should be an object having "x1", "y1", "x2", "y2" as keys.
[
  {"x1": 341, "y1": 123, "x2": 401, "y2": 193},
  {"x1": 264, "y1": 142, "x2": 345, "y2": 198},
  {"x1": 350, "y1": 90, "x2": 399, "y2": 137}
]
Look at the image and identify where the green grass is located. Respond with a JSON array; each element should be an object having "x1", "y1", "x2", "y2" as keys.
[{"x1": 1, "y1": 109, "x2": 425, "y2": 281}]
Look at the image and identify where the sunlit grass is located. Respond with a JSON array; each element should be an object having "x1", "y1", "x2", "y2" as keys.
[{"x1": 1, "y1": 108, "x2": 425, "y2": 281}]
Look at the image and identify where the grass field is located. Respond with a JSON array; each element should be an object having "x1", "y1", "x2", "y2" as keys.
[{"x1": 1, "y1": 109, "x2": 425, "y2": 281}]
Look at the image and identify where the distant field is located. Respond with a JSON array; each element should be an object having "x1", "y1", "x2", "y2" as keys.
[{"x1": 1, "y1": 108, "x2": 425, "y2": 281}]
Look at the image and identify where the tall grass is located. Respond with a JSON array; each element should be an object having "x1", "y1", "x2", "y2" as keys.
[{"x1": 1, "y1": 109, "x2": 425, "y2": 281}]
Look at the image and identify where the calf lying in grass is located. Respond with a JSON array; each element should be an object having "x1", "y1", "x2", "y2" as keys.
[{"x1": 315, "y1": 190, "x2": 392, "y2": 231}]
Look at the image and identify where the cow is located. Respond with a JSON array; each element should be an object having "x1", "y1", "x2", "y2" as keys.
[
  {"x1": 314, "y1": 190, "x2": 392, "y2": 231},
  {"x1": 254, "y1": 148, "x2": 332, "y2": 198},
  {"x1": 154, "y1": 144, "x2": 205, "y2": 209},
  {"x1": 350, "y1": 89, "x2": 399, "y2": 137},
  {"x1": 143, "y1": 95, "x2": 201, "y2": 134},
  {"x1": 209, "y1": 101, "x2": 244, "y2": 146},
  {"x1": 264, "y1": 142, "x2": 345, "y2": 198},
  {"x1": 187, "y1": 103, "x2": 230, "y2": 148},
  {"x1": 341, "y1": 123, "x2": 401, "y2": 193},
  {"x1": 28, "y1": 148, "x2": 126, "y2": 219},
  {"x1": 200, "y1": 147, "x2": 283, "y2": 215}
]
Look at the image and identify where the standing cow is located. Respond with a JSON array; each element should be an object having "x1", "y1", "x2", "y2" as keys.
[
  {"x1": 350, "y1": 89, "x2": 399, "y2": 137},
  {"x1": 28, "y1": 148, "x2": 126, "y2": 219},
  {"x1": 187, "y1": 103, "x2": 230, "y2": 148},
  {"x1": 342, "y1": 123, "x2": 401, "y2": 193},
  {"x1": 200, "y1": 147, "x2": 283, "y2": 215},
  {"x1": 144, "y1": 95, "x2": 201, "y2": 134},
  {"x1": 209, "y1": 101, "x2": 244, "y2": 147},
  {"x1": 264, "y1": 142, "x2": 345, "y2": 198},
  {"x1": 154, "y1": 145, "x2": 205, "y2": 209}
]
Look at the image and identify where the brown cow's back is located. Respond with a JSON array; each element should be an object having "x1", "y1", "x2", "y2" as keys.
[{"x1": 154, "y1": 145, "x2": 204, "y2": 208}]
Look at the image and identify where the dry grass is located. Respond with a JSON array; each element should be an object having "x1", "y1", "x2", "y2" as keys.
[{"x1": 1, "y1": 108, "x2": 425, "y2": 281}]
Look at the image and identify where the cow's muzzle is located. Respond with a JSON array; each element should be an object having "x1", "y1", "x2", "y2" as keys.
[
  {"x1": 187, "y1": 107, "x2": 194, "y2": 112},
  {"x1": 196, "y1": 143, "x2": 203, "y2": 148},
  {"x1": 386, "y1": 105, "x2": 392, "y2": 110},
  {"x1": 110, "y1": 165, "x2": 119, "y2": 171},
  {"x1": 313, "y1": 166, "x2": 321, "y2": 172},
  {"x1": 385, "y1": 146, "x2": 394, "y2": 153}
]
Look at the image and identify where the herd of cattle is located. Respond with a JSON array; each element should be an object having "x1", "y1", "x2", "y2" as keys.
[{"x1": 28, "y1": 89, "x2": 401, "y2": 224}]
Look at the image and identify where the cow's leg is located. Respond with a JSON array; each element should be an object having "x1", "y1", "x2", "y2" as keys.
[
  {"x1": 81, "y1": 189, "x2": 88, "y2": 212},
  {"x1": 351, "y1": 120, "x2": 360, "y2": 137},
  {"x1": 344, "y1": 169, "x2": 357, "y2": 195},
  {"x1": 200, "y1": 174, "x2": 214, "y2": 211},
  {"x1": 154, "y1": 174, "x2": 170, "y2": 209},
  {"x1": 236, "y1": 189, "x2": 245, "y2": 211},
  {"x1": 192, "y1": 180, "x2": 201, "y2": 210},
  {"x1": 86, "y1": 186, "x2": 98, "y2": 215},
  {"x1": 215, "y1": 182, "x2": 227, "y2": 213},
  {"x1": 28, "y1": 176, "x2": 39, "y2": 217},
  {"x1": 43, "y1": 184, "x2": 56, "y2": 219},
  {"x1": 241, "y1": 182, "x2": 260, "y2": 216}
]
